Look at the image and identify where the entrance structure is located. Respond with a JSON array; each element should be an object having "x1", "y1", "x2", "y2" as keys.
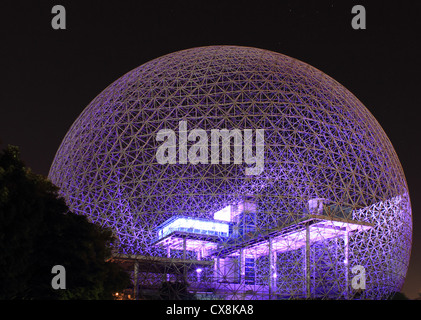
[{"x1": 112, "y1": 197, "x2": 374, "y2": 299}]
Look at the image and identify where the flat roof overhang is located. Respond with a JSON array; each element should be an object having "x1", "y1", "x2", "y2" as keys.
[
  {"x1": 214, "y1": 214, "x2": 373, "y2": 258},
  {"x1": 109, "y1": 253, "x2": 214, "y2": 274}
]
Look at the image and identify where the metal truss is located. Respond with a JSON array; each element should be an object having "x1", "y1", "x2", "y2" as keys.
[{"x1": 49, "y1": 46, "x2": 412, "y2": 300}]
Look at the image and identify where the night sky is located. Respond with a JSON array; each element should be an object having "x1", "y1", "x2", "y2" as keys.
[{"x1": 1, "y1": 1, "x2": 420, "y2": 299}]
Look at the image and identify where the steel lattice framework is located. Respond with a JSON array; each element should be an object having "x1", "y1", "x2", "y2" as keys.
[{"x1": 49, "y1": 46, "x2": 412, "y2": 300}]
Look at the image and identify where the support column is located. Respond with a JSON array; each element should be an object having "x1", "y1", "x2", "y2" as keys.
[
  {"x1": 273, "y1": 249, "x2": 277, "y2": 287},
  {"x1": 268, "y1": 238, "x2": 273, "y2": 299},
  {"x1": 305, "y1": 224, "x2": 311, "y2": 299},
  {"x1": 183, "y1": 237, "x2": 187, "y2": 281},
  {"x1": 214, "y1": 257, "x2": 220, "y2": 282},
  {"x1": 197, "y1": 249, "x2": 202, "y2": 283},
  {"x1": 134, "y1": 261, "x2": 139, "y2": 300},
  {"x1": 241, "y1": 249, "x2": 246, "y2": 283},
  {"x1": 344, "y1": 230, "x2": 349, "y2": 299},
  {"x1": 166, "y1": 246, "x2": 170, "y2": 281},
  {"x1": 240, "y1": 249, "x2": 245, "y2": 283}
]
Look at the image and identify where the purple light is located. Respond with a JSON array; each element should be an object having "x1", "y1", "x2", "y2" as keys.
[{"x1": 48, "y1": 46, "x2": 412, "y2": 300}]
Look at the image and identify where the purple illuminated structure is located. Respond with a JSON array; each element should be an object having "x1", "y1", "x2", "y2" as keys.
[{"x1": 49, "y1": 46, "x2": 412, "y2": 300}]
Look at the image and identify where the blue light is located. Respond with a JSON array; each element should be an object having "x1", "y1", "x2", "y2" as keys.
[{"x1": 155, "y1": 216, "x2": 231, "y2": 241}]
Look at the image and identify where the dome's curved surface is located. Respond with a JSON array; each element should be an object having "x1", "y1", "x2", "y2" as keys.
[{"x1": 49, "y1": 46, "x2": 412, "y2": 300}]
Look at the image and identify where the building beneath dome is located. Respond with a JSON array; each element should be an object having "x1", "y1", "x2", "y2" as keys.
[{"x1": 49, "y1": 46, "x2": 412, "y2": 300}]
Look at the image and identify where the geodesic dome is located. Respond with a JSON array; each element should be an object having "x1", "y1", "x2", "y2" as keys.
[{"x1": 49, "y1": 46, "x2": 412, "y2": 300}]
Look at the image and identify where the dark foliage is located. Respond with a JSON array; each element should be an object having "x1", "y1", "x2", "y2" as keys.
[{"x1": 0, "y1": 145, "x2": 130, "y2": 299}]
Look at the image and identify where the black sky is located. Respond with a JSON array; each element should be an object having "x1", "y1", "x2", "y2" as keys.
[{"x1": 1, "y1": 0, "x2": 420, "y2": 298}]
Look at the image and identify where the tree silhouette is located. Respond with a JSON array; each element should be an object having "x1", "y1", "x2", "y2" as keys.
[{"x1": 0, "y1": 145, "x2": 130, "y2": 299}]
